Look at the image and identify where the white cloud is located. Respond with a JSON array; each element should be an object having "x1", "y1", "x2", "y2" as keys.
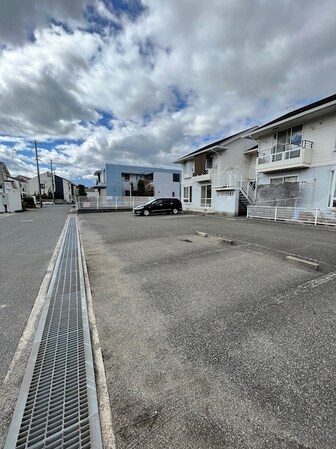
[{"x1": 0, "y1": 0, "x2": 336, "y2": 184}]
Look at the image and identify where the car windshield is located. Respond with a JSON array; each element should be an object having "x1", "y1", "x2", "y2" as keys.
[{"x1": 143, "y1": 199, "x2": 156, "y2": 205}]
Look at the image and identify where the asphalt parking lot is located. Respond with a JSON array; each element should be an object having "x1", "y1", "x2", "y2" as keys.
[{"x1": 79, "y1": 212, "x2": 336, "y2": 449}]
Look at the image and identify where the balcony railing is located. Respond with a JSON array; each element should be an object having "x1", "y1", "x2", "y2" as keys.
[
  {"x1": 257, "y1": 140, "x2": 313, "y2": 172},
  {"x1": 192, "y1": 168, "x2": 213, "y2": 181}
]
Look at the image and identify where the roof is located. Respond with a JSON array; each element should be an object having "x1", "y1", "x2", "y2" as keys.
[
  {"x1": 251, "y1": 93, "x2": 336, "y2": 138},
  {"x1": 15, "y1": 175, "x2": 31, "y2": 182},
  {"x1": 0, "y1": 161, "x2": 10, "y2": 177},
  {"x1": 174, "y1": 126, "x2": 258, "y2": 163}
]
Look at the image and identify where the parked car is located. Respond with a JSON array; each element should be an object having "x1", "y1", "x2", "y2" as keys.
[{"x1": 133, "y1": 198, "x2": 182, "y2": 216}]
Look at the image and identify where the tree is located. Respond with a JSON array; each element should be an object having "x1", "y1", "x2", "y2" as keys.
[
  {"x1": 137, "y1": 178, "x2": 146, "y2": 196},
  {"x1": 77, "y1": 184, "x2": 87, "y2": 197}
]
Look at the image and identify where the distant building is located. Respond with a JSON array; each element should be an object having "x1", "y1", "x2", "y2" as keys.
[
  {"x1": 28, "y1": 172, "x2": 76, "y2": 203},
  {"x1": 14, "y1": 175, "x2": 30, "y2": 197},
  {"x1": 94, "y1": 164, "x2": 181, "y2": 199}
]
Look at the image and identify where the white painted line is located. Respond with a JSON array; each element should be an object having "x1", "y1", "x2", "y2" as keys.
[{"x1": 20, "y1": 220, "x2": 34, "y2": 223}]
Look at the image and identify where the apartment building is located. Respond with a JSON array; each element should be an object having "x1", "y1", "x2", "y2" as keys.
[
  {"x1": 175, "y1": 128, "x2": 258, "y2": 215},
  {"x1": 251, "y1": 94, "x2": 336, "y2": 208},
  {"x1": 94, "y1": 164, "x2": 181, "y2": 199}
]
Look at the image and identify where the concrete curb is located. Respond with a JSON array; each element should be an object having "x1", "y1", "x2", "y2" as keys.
[
  {"x1": 196, "y1": 231, "x2": 208, "y2": 237},
  {"x1": 286, "y1": 255, "x2": 319, "y2": 270},
  {"x1": 78, "y1": 221, "x2": 117, "y2": 449},
  {"x1": 218, "y1": 237, "x2": 234, "y2": 245}
]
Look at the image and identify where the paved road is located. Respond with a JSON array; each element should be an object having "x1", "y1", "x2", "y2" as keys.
[
  {"x1": 0, "y1": 206, "x2": 70, "y2": 384},
  {"x1": 80, "y1": 213, "x2": 336, "y2": 449}
]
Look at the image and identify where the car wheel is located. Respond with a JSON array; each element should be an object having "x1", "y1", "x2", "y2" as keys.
[
  {"x1": 172, "y1": 208, "x2": 178, "y2": 215},
  {"x1": 144, "y1": 209, "x2": 150, "y2": 216}
]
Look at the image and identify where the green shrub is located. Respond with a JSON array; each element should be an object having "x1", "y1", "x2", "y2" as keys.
[{"x1": 22, "y1": 196, "x2": 36, "y2": 208}]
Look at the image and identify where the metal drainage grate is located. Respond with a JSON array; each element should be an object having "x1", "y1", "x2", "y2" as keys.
[{"x1": 5, "y1": 216, "x2": 102, "y2": 449}]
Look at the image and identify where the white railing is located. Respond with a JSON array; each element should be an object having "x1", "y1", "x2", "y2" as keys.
[
  {"x1": 212, "y1": 165, "x2": 256, "y2": 204},
  {"x1": 247, "y1": 206, "x2": 336, "y2": 226},
  {"x1": 76, "y1": 196, "x2": 155, "y2": 210}
]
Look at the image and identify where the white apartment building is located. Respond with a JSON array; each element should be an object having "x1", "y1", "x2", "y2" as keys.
[
  {"x1": 251, "y1": 94, "x2": 336, "y2": 208},
  {"x1": 175, "y1": 127, "x2": 258, "y2": 216}
]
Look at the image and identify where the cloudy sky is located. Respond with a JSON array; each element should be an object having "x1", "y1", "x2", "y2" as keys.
[{"x1": 0, "y1": 0, "x2": 335, "y2": 185}]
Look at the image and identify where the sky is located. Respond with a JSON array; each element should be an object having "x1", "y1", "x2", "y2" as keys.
[{"x1": 0, "y1": 0, "x2": 335, "y2": 186}]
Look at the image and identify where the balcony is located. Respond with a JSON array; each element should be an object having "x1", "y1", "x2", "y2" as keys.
[
  {"x1": 192, "y1": 168, "x2": 213, "y2": 182},
  {"x1": 256, "y1": 141, "x2": 313, "y2": 173}
]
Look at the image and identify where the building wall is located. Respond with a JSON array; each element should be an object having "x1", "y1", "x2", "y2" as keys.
[
  {"x1": 256, "y1": 111, "x2": 336, "y2": 209},
  {"x1": 258, "y1": 165, "x2": 336, "y2": 208},
  {"x1": 257, "y1": 112, "x2": 336, "y2": 167},
  {"x1": 28, "y1": 172, "x2": 54, "y2": 197},
  {"x1": 0, "y1": 191, "x2": 22, "y2": 212},
  {"x1": 62, "y1": 179, "x2": 75, "y2": 203},
  {"x1": 104, "y1": 164, "x2": 181, "y2": 197},
  {"x1": 182, "y1": 181, "x2": 204, "y2": 212},
  {"x1": 28, "y1": 172, "x2": 75, "y2": 202},
  {"x1": 246, "y1": 153, "x2": 257, "y2": 180},
  {"x1": 153, "y1": 172, "x2": 180, "y2": 198},
  {"x1": 212, "y1": 189, "x2": 239, "y2": 215}
]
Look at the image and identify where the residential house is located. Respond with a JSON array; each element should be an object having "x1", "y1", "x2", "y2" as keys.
[
  {"x1": 94, "y1": 164, "x2": 181, "y2": 199},
  {"x1": 175, "y1": 127, "x2": 258, "y2": 215},
  {"x1": 28, "y1": 172, "x2": 76, "y2": 203},
  {"x1": 14, "y1": 175, "x2": 30, "y2": 197},
  {"x1": 251, "y1": 94, "x2": 336, "y2": 209},
  {"x1": 0, "y1": 161, "x2": 22, "y2": 212}
]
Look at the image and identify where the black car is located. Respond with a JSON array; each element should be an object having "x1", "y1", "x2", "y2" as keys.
[{"x1": 133, "y1": 198, "x2": 182, "y2": 216}]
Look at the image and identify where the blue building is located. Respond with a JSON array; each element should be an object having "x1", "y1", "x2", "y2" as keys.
[{"x1": 94, "y1": 164, "x2": 181, "y2": 198}]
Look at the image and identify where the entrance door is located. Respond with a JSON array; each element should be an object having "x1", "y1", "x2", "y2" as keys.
[{"x1": 201, "y1": 185, "x2": 211, "y2": 207}]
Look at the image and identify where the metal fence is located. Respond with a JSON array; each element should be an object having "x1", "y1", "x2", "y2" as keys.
[
  {"x1": 247, "y1": 206, "x2": 336, "y2": 226},
  {"x1": 77, "y1": 195, "x2": 155, "y2": 210}
]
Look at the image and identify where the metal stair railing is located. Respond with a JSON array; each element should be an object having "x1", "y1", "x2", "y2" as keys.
[{"x1": 212, "y1": 164, "x2": 256, "y2": 204}]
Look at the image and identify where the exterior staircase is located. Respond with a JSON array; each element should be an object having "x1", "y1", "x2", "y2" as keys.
[{"x1": 212, "y1": 165, "x2": 256, "y2": 212}]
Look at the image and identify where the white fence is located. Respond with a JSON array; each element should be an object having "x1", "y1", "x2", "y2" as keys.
[
  {"x1": 77, "y1": 196, "x2": 155, "y2": 210},
  {"x1": 247, "y1": 206, "x2": 336, "y2": 226}
]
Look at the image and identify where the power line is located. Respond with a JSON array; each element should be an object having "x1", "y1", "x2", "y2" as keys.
[
  {"x1": 0, "y1": 95, "x2": 34, "y2": 137},
  {"x1": 0, "y1": 119, "x2": 81, "y2": 140}
]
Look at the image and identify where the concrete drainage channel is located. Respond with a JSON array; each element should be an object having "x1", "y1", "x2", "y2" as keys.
[{"x1": 4, "y1": 216, "x2": 102, "y2": 449}]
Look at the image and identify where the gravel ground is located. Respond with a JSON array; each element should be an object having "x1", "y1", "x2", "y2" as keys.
[{"x1": 79, "y1": 212, "x2": 336, "y2": 449}]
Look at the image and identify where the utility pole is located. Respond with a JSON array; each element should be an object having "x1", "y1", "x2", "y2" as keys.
[
  {"x1": 35, "y1": 140, "x2": 43, "y2": 208},
  {"x1": 50, "y1": 159, "x2": 55, "y2": 203}
]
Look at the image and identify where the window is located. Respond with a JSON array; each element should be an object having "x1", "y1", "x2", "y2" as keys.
[
  {"x1": 270, "y1": 175, "x2": 299, "y2": 185},
  {"x1": 184, "y1": 161, "x2": 192, "y2": 177},
  {"x1": 273, "y1": 125, "x2": 303, "y2": 158},
  {"x1": 183, "y1": 186, "x2": 192, "y2": 203},
  {"x1": 201, "y1": 184, "x2": 211, "y2": 207},
  {"x1": 173, "y1": 173, "x2": 180, "y2": 182},
  {"x1": 123, "y1": 174, "x2": 130, "y2": 181},
  {"x1": 172, "y1": 191, "x2": 175, "y2": 197},
  {"x1": 205, "y1": 155, "x2": 213, "y2": 170}
]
